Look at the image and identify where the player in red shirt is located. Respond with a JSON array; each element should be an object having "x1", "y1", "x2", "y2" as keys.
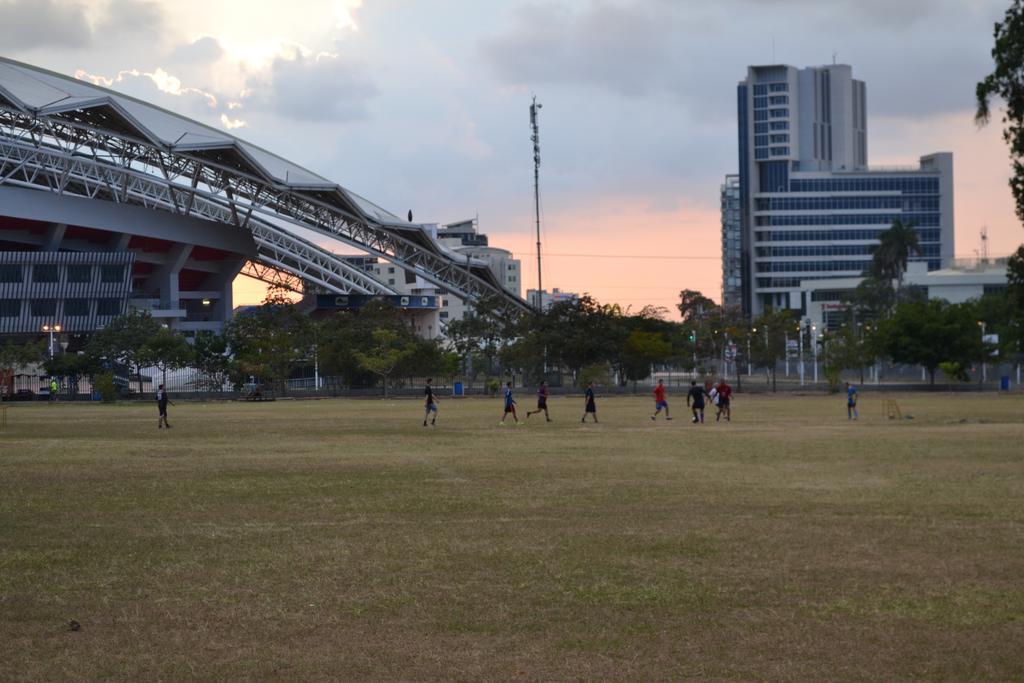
[
  {"x1": 651, "y1": 379, "x2": 671, "y2": 421},
  {"x1": 716, "y1": 378, "x2": 732, "y2": 422}
]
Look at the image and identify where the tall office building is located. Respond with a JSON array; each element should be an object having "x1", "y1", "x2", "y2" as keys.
[
  {"x1": 732, "y1": 64, "x2": 954, "y2": 316},
  {"x1": 720, "y1": 174, "x2": 742, "y2": 310}
]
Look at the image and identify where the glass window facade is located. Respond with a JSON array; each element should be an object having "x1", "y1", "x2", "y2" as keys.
[
  {"x1": 0, "y1": 299, "x2": 19, "y2": 317},
  {"x1": 33, "y1": 264, "x2": 59, "y2": 283},
  {"x1": 0, "y1": 264, "x2": 21, "y2": 283},
  {"x1": 64, "y1": 299, "x2": 90, "y2": 316},
  {"x1": 100, "y1": 265, "x2": 124, "y2": 283},
  {"x1": 30, "y1": 299, "x2": 58, "y2": 316},
  {"x1": 66, "y1": 265, "x2": 92, "y2": 283},
  {"x1": 96, "y1": 299, "x2": 122, "y2": 316}
]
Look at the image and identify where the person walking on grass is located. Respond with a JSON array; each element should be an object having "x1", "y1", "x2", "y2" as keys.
[
  {"x1": 686, "y1": 380, "x2": 707, "y2": 424},
  {"x1": 500, "y1": 381, "x2": 520, "y2": 425},
  {"x1": 651, "y1": 379, "x2": 671, "y2": 421},
  {"x1": 581, "y1": 381, "x2": 598, "y2": 423},
  {"x1": 157, "y1": 383, "x2": 173, "y2": 429},
  {"x1": 717, "y1": 378, "x2": 732, "y2": 422},
  {"x1": 423, "y1": 378, "x2": 438, "y2": 427},
  {"x1": 846, "y1": 381, "x2": 858, "y2": 420},
  {"x1": 526, "y1": 379, "x2": 551, "y2": 421}
]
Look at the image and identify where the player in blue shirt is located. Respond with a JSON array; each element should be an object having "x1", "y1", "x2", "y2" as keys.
[
  {"x1": 846, "y1": 382, "x2": 858, "y2": 420},
  {"x1": 500, "y1": 381, "x2": 520, "y2": 425}
]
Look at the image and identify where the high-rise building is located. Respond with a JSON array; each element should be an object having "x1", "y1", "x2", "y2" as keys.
[
  {"x1": 733, "y1": 64, "x2": 954, "y2": 316},
  {"x1": 720, "y1": 174, "x2": 742, "y2": 310}
]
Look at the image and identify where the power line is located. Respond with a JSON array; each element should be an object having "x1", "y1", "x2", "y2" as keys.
[{"x1": 542, "y1": 252, "x2": 719, "y2": 260}]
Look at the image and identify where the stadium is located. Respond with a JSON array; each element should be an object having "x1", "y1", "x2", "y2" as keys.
[{"x1": 0, "y1": 57, "x2": 528, "y2": 349}]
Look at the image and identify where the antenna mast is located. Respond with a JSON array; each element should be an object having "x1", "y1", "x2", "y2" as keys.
[{"x1": 530, "y1": 96, "x2": 543, "y2": 311}]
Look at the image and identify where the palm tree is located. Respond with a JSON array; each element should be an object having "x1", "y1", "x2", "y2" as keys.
[{"x1": 870, "y1": 219, "x2": 921, "y2": 293}]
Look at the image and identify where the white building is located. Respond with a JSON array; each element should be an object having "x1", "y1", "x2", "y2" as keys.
[
  {"x1": 525, "y1": 288, "x2": 580, "y2": 311},
  {"x1": 799, "y1": 259, "x2": 1009, "y2": 330},
  {"x1": 338, "y1": 219, "x2": 523, "y2": 338},
  {"x1": 435, "y1": 219, "x2": 521, "y2": 328},
  {"x1": 733, "y1": 63, "x2": 955, "y2": 317}
]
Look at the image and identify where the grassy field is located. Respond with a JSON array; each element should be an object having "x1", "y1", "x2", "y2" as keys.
[{"x1": 1, "y1": 392, "x2": 1022, "y2": 681}]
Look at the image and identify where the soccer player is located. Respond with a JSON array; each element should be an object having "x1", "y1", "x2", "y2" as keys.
[
  {"x1": 686, "y1": 380, "x2": 707, "y2": 424},
  {"x1": 526, "y1": 379, "x2": 551, "y2": 421},
  {"x1": 500, "y1": 381, "x2": 519, "y2": 425},
  {"x1": 651, "y1": 379, "x2": 671, "y2": 421},
  {"x1": 581, "y1": 381, "x2": 598, "y2": 423},
  {"x1": 846, "y1": 382, "x2": 858, "y2": 420},
  {"x1": 156, "y1": 383, "x2": 172, "y2": 429},
  {"x1": 717, "y1": 378, "x2": 732, "y2": 422},
  {"x1": 423, "y1": 378, "x2": 438, "y2": 427},
  {"x1": 708, "y1": 381, "x2": 720, "y2": 421}
]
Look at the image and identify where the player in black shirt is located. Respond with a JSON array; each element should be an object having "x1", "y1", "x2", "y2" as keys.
[
  {"x1": 423, "y1": 378, "x2": 438, "y2": 427},
  {"x1": 686, "y1": 380, "x2": 707, "y2": 424},
  {"x1": 581, "y1": 381, "x2": 598, "y2": 423}
]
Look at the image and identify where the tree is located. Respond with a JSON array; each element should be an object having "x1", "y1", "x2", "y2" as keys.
[
  {"x1": 1, "y1": 339, "x2": 45, "y2": 398},
  {"x1": 140, "y1": 327, "x2": 194, "y2": 389},
  {"x1": 620, "y1": 330, "x2": 673, "y2": 390},
  {"x1": 677, "y1": 289, "x2": 717, "y2": 326},
  {"x1": 750, "y1": 309, "x2": 795, "y2": 392},
  {"x1": 87, "y1": 309, "x2": 162, "y2": 395},
  {"x1": 870, "y1": 219, "x2": 921, "y2": 293},
  {"x1": 876, "y1": 300, "x2": 985, "y2": 386},
  {"x1": 192, "y1": 331, "x2": 232, "y2": 392},
  {"x1": 977, "y1": 0, "x2": 1024, "y2": 223},
  {"x1": 355, "y1": 328, "x2": 414, "y2": 398},
  {"x1": 42, "y1": 352, "x2": 99, "y2": 397},
  {"x1": 225, "y1": 300, "x2": 313, "y2": 393}
]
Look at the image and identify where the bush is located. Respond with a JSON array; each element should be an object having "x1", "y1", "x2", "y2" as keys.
[
  {"x1": 823, "y1": 364, "x2": 842, "y2": 394},
  {"x1": 485, "y1": 379, "x2": 500, "y2": 395},
  {"x1": 93, "y1": 373, "x2": 117, "y2": 402},
  {"x1": 579, "y1": 363, "x2": 612, "y2": 387}
]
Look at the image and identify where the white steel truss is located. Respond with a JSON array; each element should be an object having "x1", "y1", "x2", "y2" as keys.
[{"x1": 0, "y1": 105, "x2": 529, "y2": 315}]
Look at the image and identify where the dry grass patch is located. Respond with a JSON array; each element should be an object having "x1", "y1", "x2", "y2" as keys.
[{"x1": 1, "y1": 392, "x2": 1022, "y2": 680}]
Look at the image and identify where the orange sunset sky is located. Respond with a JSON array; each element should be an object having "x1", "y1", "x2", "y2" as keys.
[{"x1": 234, "y1": 110, "x2": 1024, "y2": 315}]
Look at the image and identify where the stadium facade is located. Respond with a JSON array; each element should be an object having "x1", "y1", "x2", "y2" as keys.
[
  {"x1": 0, "y1": 58, "x2": 528, "y2": 343},
  {"x1": 729, "y1": 63, "x2": 955, "y2": 317}
]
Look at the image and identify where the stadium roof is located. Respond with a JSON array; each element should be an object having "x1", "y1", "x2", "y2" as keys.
[
  {"x1": 0, "y1": 57, "x2": 401, "y2": 224},
  {"x1": 0, "y1": 57, "x2": 530, "y2": 313}
]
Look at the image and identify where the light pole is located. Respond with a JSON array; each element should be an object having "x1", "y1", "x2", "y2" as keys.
[
  {"x1": 749, "y1": 329, "x2": 757, "y2": 374},
  {"x1": 811, "y1": 324, "x2": 818, "y2": 384},
  {"x1": 978, "y1": 321, "x2": 987, "y2": 384},
  {"x1": 798, "y1": 320, "x2": 805, "y2": 387},
  {"x1": 41, "y1": 323, "x2": 61, "y2": 359}
]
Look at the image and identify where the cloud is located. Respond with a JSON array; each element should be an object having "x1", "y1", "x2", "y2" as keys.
[
  {"x1": 93, "y1": 0, "x2": 163, "y2": 38},
  {"x1": 0, "y1": 0, "x2": 93, "y2": 49},
  {"x1": 0, "y1": 0, "x2": 163, "y2": 51},
  {"x1": 481, "y1": 2, "x2": 677, "y2": 97},
  {"x1": 169, "y1": 36, "x2": 225, "y2": 65},
  {"x1": 75, "y1": 67, "x2": 219, "y2": 109},
  {"x1": 242, "y1": 51, "x2": 377, "y2": 122}
]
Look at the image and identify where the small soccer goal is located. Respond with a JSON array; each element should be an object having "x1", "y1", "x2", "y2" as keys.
[{"x1": 883, "y1": 399, "x2": 902, "y2": 420}]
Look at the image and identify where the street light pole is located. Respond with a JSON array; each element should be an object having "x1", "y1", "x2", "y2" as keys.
[
  {"x1": 979, "y1": 321, "x2": 987, "y2": 384},
  {"x1": 811, "y1": 324, "x2": 818, "y2": 384},
  {"x1": 41, "y1": 323, "x2": 61, "y2": 359},
  {"x1": 799, "y1": 320, "x2": 805, "y2": 387}
]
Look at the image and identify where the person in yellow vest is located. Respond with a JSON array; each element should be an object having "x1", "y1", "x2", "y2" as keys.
[{"x1": 49, "y1": 378, "x2": 58, "y2": 403}]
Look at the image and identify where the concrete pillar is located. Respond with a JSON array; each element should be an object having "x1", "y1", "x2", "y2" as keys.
[
  {"x1": 213, "y1": 257, "x2": 246, "y2": 324},
  {"x1": 109, "y1": 233, "x2": 131, "y2": 251},
  {"x1": 43, "y1": 223, "x2": 66, "y2": 251},
  {"x1": 146, "y1": 244, "x2": 192, "y2": 310}
]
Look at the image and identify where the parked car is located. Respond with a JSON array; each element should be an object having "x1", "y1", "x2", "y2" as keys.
[{"x1": 13, "y1": 389, "x2": 34, "y2": 401}]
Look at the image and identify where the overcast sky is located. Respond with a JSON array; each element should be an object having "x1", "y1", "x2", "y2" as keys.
[{"x1": 1, "y1": 0, "x2": 1020, "y2": 313}]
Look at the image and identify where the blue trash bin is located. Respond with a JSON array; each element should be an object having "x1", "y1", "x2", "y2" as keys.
[
  {"x1": 453, "y1": 381, "x2": 464, "y2": 397},
  {"x1": 1000, "y1": 376, "x2": 1011, "y2": 391}
]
